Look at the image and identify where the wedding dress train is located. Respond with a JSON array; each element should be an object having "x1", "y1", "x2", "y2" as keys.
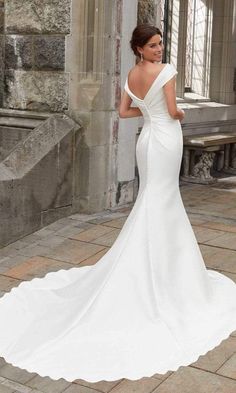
[{"x1": 0, "y1": 63, "x2": 236, "y2": 383}]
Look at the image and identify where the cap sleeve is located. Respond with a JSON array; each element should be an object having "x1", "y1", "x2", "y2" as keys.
[
  {"x1": 123, "y1": 77, "x2": 133, "y2": 99},
  {"x1": 124, "y1": 77, "x2": 129, "y2": 93},
  {"x1": 159, "y1": 64, "x2": 178, "y2": 88}
]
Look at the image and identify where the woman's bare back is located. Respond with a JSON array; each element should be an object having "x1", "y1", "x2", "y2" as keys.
[{"x1": 127, "y1": 62, "x2": 167, "y2": 101}]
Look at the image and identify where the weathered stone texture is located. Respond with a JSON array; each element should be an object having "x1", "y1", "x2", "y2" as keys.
[
  {"x1": 0, "y1": 127, "x2": 31, "y2": 161},
  {"x1": 5, "y1": 35, "x2": 33, "y2": 69},
  {"x1": 138, "y1": 0, "x2": 157, "y2": 25},
  {"x1": 34, "y1": 36, "x2": 65, "y2": 70},
  {"x1": 5, "y1": 0, "x2": 71, "y2": 34},
  {"x1": 0, "y1": 36, "x2": 3, "y2": 106},
  {"x1": 0, "y1": 7, "x2": 4, "y2": 33},
  {"x1": 4, "y1": 70, "x2": 68, "y2": 112},
  {"x1": 5, "y1": 35, "x2": 65, "y2": 70},
  {"x1": 0, "y1": 114, "x2": 81, "y2": 246}
]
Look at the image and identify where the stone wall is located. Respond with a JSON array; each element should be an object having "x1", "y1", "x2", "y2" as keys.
[
  {"x1": 1, "y1": 0, "x2": 70, "y2": 112},
  {"x1": 0, "y1": 0, "x2": 4, "y2": 107},
  {"x1": 0, "y1": 0, "x2": 132, "y2": 221},
  {"x1": 0, "y1": 112, "x2": 81, "y2": 247}
]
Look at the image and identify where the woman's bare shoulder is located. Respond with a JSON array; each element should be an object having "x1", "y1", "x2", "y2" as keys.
[{"x1": 128, "y1": 62, "x2": 168, "y2": 79}]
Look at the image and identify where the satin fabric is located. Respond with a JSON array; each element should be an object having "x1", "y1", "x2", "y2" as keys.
[{"x1": 0, "y1": 63, "x2": 236, "y2": 383}]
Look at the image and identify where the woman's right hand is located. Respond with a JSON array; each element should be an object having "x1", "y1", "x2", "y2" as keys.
[{"x1": 178, "y1": 109, "x2": 185, "y2": 121}]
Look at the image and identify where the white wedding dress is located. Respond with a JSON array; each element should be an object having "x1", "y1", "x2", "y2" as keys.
[{"x1": 0, "y1": 63, "x2": 236, "y2": 383}]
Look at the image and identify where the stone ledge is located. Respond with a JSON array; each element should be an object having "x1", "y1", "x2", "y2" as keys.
[
  {"x1": 0, "y1": 113, "x2": 83, "y2": 246},
  {"x1": 177, "y1": 100, "x2": 233, "y2": 109},
  {"x1": 0, "y1": 114, "x2": 79, "y2": 180},
  {"x1": 0, "y1": 108, "x2": 54, "y2": 118}
]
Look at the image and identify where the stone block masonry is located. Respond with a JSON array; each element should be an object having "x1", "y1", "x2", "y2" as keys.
[
  {"x1": 1, "y1": 0, "x2": 71, "y2": 112},
  {"x1": 5, "y1": 0, "x2": 70, "y2": 34},
  {"x1": 0, "y1": 113, "x2": 82, "y2": 247},
  {"x1": 4, "y1": 69, "x2": 68, "y2": 112},
  {"x1": 5, "y1": 35, "x2": 65, "y2": 71}
]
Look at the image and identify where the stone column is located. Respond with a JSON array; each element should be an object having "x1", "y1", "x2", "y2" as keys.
[
  {"x1": 210, "y1": 0, "x2": 236, "y2": 104},
  {"x1": 174, "y1": 0, "x2": 187, "y2": 99},
  {"x1": 210, "y1": 0, "x2": 225, "y2": 102},
  {"x1": 219, "y1": 0, "x2": 236, "y2": 104},
  {"x1": 66, "y1": 0, "x2": 128, "y2": 213},
  {"x1": 231, "y1": 144, "x2": 236, "y2": 168},
  {"x1": 224, "y1": 144, "x2": 230, "y2": 169},
  {"x1": 118, "y1": 0, "x2": 139, "y2": 205}
]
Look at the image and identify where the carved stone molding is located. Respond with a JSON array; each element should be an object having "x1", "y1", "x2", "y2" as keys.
[
  {"x1": 67, "y1": 0, "x2": 107, "y2": 111},
  {"x1": 138, "y1": 0, "x2": 156, "y2": 25},
  {"x1": 219, "y1": 0, "x2": 235, "y2": 104}
]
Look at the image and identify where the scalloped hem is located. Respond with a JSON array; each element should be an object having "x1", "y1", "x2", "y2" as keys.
[
  {"x1": 1, "y1": 322, "x2": 236, "y2": 383},
  {"x1": 0, "y1": 265, "x2": 94, "y2": 302}
]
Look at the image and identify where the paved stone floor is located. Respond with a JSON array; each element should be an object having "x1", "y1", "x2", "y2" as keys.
[{"x1": 0, "y1": 175, "x2": 236, "y2": 393}]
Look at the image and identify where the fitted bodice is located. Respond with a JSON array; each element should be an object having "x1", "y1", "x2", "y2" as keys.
[{"x1": 124, "y1": 63, "x2": 178, "y2": 123}]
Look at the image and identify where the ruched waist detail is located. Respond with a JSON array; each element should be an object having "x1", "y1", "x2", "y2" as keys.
[{"x1": 143, "y1": 111, "x2": 176, "y2": 126}]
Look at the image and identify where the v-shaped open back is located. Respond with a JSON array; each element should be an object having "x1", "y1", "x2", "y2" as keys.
[
  {"x1": 124, "y1": 63, "x2": 178, "y2": 120},
  {"x1": 125, "y1": 63, "x2": 169, "y2": 101}
]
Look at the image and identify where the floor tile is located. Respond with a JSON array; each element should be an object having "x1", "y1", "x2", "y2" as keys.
[
  {"x1": 204, "y1": 232, "x2": 236, "y2": 250},
  {"x1": 0, "y1": 364, "x2": 36, "y2": 384},
  {"x1": 42, "y1": 239, "x2": 106, "y2": 264},
  {"x1": 204, "y1": 248, "x2": 236, "y2": 273},
  {"x1": 78, "y1": 248, "x2": 109, "y2": 267},
  {"x1": 107, "y1": 376, "x2": 162, "y2": 393},
  {"x1": 90, "y1": 229, "x2": 121, "y2": 247},
  {"x1": 216, "y1": 353, "x2": 236, "y2": 379},
  {"x1": 62, "y1": 383, "x2": 102, "y2": 393},
  {"x1": 26, "y1": 374, "x2": 71, "y2": 393},
  {"x1": 2, "y1": 256, "x2": 73, "y2": 281},
  {"x1": 190, "y1": 336, "x2": 236, "y2": 372},
  {"x1": 0, "y1": 275, "x2": 22, "y2": 292},
  {"x1": 73, "y1": 378, "x2": 123, "y2": 393},
  {"x1": 71, "y1": 225, "x2": 117, "y2": 242},
  {"x1": 192, "y1": 226, "x2": 226, "y2": 243},
  {"x1": 152, "y1": 366, "x2": 236, "y2": 393}
]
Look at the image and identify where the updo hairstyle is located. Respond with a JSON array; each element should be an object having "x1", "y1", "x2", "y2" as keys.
[{"x1": 130, "y1": 24, "x2": 163, "y2": 59}]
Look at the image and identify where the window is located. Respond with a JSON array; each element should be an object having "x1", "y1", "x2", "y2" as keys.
[
  {"x1": 185, "y1": 0, "x2": 213, "y2": 99},
  {"x1": 166, "y1": 0, "x2": 213, "y2": 101}
]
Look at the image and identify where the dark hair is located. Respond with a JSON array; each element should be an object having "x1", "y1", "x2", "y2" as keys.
[{"x1": 130, "y1": 24, "x2": 163, "y2": 58}]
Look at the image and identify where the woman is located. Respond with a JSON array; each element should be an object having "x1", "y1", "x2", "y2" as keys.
[
  {"x1": 119, "y1": 25, "x2": 185, "y2": 122},
  {"x1": 0, "y1": 24, "x2": 236, "y2": 384}
]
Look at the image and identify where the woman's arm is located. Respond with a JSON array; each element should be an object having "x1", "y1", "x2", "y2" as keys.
[
  {"x1": 163, "y1": 76, "x2": 185, "y2": 121},
  {"x1": 118, "y1": 90, "x2": 143, "y2": 118}
]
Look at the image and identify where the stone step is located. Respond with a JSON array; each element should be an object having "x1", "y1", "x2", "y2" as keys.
[
  {"x1": 0, "y1": 114, "x2": 80, "y2": 247},
  {"x1": 0, "y1": 108, "x2": 52, "y2": 119},
  {"x1": 0, "y1": 108, "x2": 52, "y2": 129},
  {"x1": 0, "y1": 126, "x2": 32, "y2": 162},
  {"x1": 0, "y1": 117, "x2": 43, "y2": 129}
]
